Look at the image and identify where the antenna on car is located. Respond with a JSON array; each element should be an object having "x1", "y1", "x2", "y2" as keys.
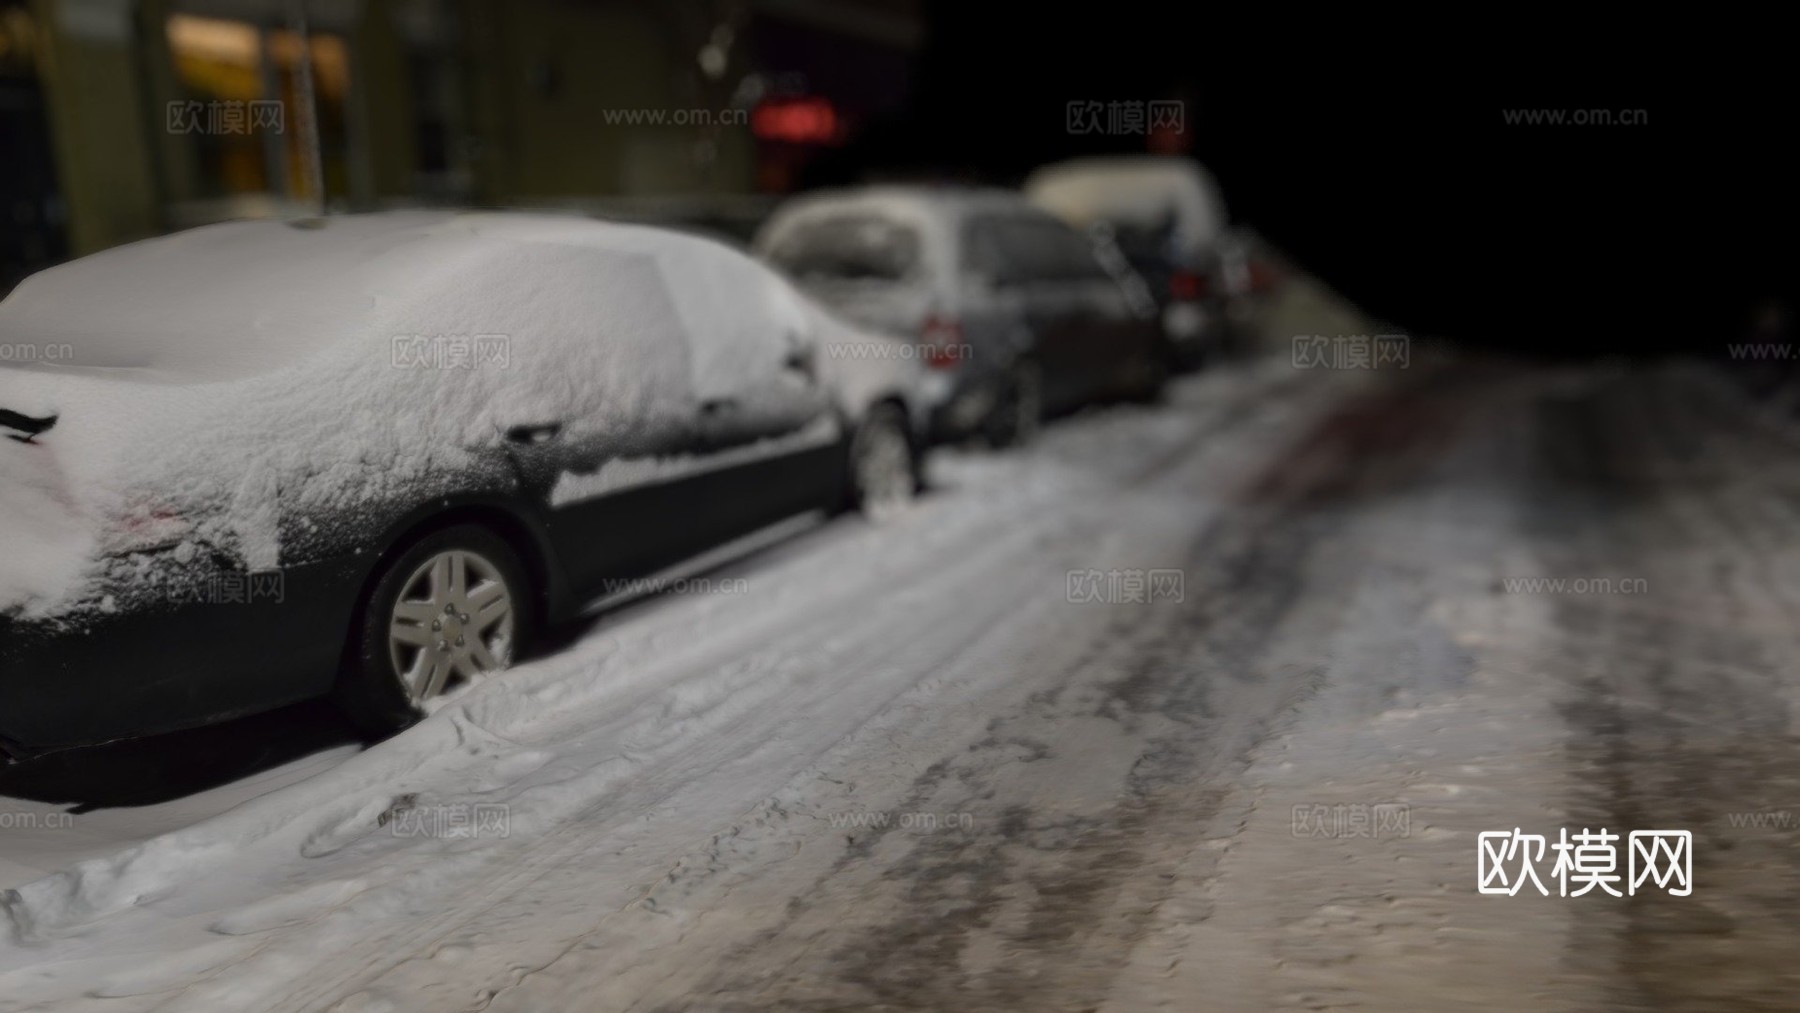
[{"x1": 288, "y1": 0, "x2": 326, "y2": 217}]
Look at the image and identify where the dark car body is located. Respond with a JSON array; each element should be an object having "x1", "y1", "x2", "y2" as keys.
[
  {"x1": 0, "y1": 212, "x2": 923, "y2": 755},
  {"x1": 1026, "y1": 156, "x2": 1265, "y2": 368}
]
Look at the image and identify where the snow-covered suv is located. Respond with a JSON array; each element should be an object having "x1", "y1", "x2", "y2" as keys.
[{"x1": 756, "y1": 186, "x2": 1166, "y2": 446}]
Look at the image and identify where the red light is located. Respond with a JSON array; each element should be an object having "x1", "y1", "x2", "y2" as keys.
[
  {"x1": 1248, "y1": 259, "x2": 1280, "y2": 294},
  {"x1": 752, "y1": 96, "x2": 839, "y2": 145},
  {"x1": 921, "y1": 315, "x2": 963, "y2": 370},
  {"x1": 1169, "y1": 269, "x2": 1208, "y2": 301}
]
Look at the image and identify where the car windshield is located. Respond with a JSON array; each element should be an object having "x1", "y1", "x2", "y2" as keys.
[{"x1": 765, "y1": 214, "x2": 922, "y2": 283}]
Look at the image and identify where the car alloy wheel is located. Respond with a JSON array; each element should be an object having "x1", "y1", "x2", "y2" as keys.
[
  {"x1": 1126, "y1": 348, "x2": 1169, "y2": 404},
  {"x1": 337, "y1": 523, "x2": 534, "y2": 737},
  {"x1": 387, "y1": 548, "x2": 516, "y2": 704}
]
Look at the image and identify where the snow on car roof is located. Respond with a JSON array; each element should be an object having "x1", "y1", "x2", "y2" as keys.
[
  {"x1": 760, "y1": 185, "x2": 1032, "y2": 226},
  {"x1": 1024, "y1": 156, "x2": 1226, "y2": 258},
  {"x1": 755, "y1": 185, "x2": 1046, "y2": 288},
  {"x1": 0, "y1": 212, "x2": 729, "y2": 382}
]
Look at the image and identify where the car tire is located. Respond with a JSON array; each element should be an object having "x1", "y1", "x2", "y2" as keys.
[
  {"x1": 334, "y1": 524, "x2": 534, "y2": 738},
  {"x1": 985, "y1": 360, "x2": 1043, "y2": 448},
  {"x1": 1125, "y1": 348, "x2": 1170, "y2": 404},
  {"x1": 848, "y1": 402, "x2": 919, "y2": 520}
]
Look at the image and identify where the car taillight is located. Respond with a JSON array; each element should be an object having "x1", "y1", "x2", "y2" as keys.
[
  {"x1": 1247, "y1": 258, "x2": 1280, "y2": 294},
  {"x1": 109, "y1": 503, "x2": 192, "y2": 554},
  {"x1": 1168, "y1": 269, "x2": 1209, "y2": 302},
  {"x1": 921, "y1": 315, "x2": 964, "y2": 370}
]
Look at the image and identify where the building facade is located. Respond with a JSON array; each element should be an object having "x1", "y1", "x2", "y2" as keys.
[{"x1": 1, "y1": 0, "x2": 916, "y2": 286}]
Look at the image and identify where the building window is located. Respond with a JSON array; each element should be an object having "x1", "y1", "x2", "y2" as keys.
[{"x1": 166, "y1": 13, "x2": 349, "y2": 204}]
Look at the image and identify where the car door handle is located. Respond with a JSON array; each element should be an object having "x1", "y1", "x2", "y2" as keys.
[
  {"x1": 783, "y1": 346, "x2": 816, "y2": 377},
  {"x1": 505, "y1": 422, "x2": 563, "y2": 445}
]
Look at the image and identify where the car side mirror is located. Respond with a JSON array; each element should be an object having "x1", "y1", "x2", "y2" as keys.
[{"x1": 783, "y1": 340, "x2": 816, "y2": 378}]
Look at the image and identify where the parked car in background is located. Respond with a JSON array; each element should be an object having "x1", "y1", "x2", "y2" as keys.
[
  {"x1": 755, "y1": 186, "x2": 1166, "y2": 446},
  {"x1": 0, "y1": 212, "x2": 925, "y2": 756},
  {"x1": 1025, "y1": 155, "x2": 1269, "y2": 369}
]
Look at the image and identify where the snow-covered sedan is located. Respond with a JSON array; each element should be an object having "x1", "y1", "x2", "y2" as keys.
[{"x1": 0, "y1": 212, "x2": 925, "y2": 755}]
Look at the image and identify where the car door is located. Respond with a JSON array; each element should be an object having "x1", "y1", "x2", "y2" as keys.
[
  {"x1": 988, "y1": 214, "x2": 1094, "y2": 413},
  {"x1": 646, "y1": 236, "x2": 840, "y2": 555},
  {"x1": 957, "y1": 212, "x2": 1031, "y2": 396},
  {"x1": 1043, "y1": 219, "x2": 1154, "y2": 400},
  {"x1": 477, "y1": 240, "x2": 707, "y2": 598}
]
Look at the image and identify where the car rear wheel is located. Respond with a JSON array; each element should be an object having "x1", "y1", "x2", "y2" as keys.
[
  {"x1": 1125, "y1": 347, "x2": 1170, "y2": 404},
  {"x1": 986, "y1": 360, "x2": 1042, "y2": 448},
  {"x1": 335, "y1": 524, "x2": 533, "y2": 737},
  {"x1": 849, "y1": 403, "x2": 918, "y2": 520}
]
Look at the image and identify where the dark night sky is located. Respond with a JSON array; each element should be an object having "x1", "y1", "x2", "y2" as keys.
[{"x1": 808, "y1": 7, "x2": 1792, "y2": 356}]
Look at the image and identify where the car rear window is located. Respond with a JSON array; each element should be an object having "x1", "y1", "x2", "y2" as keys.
[
  {"x1": 968, "y1": 215, "x2": 1109, "y2": 284},
  {"x1": 764, "y1": 214, "x2": 922, "y2": 283}
]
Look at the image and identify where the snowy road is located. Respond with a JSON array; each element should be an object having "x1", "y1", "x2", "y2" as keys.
[{"x1": 3, "y1": 352, "x2": 1800, "y2": 1011}]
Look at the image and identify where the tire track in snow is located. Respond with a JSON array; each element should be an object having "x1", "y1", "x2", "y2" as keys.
[
  {"x1": 127, "y1": 367, "x2": 1329, "y2": 1012},
  {"x1": 472, "y1": 369, "x2": 1486, "y2": 1011},
  {"x1": 1523, "y1": 368, "x2": 1800, "y2": 1011}
]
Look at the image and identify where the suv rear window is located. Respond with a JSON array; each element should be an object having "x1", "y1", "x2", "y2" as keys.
[{"x1": 765, "y1": 214, "x2": 922, "y2": 283}]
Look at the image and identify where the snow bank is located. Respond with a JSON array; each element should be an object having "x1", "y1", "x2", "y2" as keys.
[{"x1": 0, "y1": 362, "x2": 1329, "y2": 1009}]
